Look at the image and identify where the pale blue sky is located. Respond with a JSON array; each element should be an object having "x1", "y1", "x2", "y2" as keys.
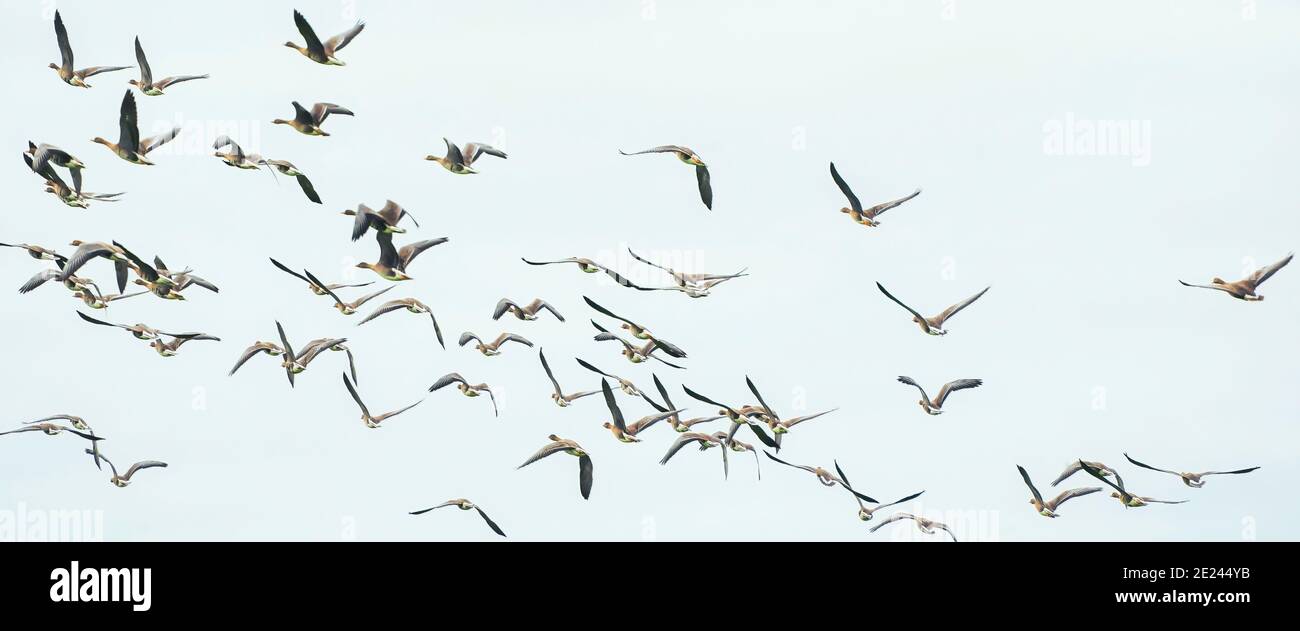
[{"x1": 1, "y1": 0, "x2": 1296, "y2": 541}]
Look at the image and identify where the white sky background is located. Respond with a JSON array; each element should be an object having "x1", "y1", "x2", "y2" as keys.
[{"x1": 1, "y1": 0, "x2": 1297, "y2": 541}]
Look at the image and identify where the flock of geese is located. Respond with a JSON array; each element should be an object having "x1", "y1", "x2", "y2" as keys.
[{"x1": 6, "y1": 9, "x2": 1287, "y2": 540}]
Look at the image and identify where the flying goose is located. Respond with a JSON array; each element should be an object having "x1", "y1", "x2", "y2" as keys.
[
  {"x1": 1123, "y1": 453, "x2": 1259, "y2": 488},
  {"x1": 869, "y1": 513, "x2": 958, "y2": 542},
  {"x1": 429, "y1": 373, "x2": 498, "y2": 417},
  {"x1": 296, "y1": 338, "x2": 358, "y2": 382},
  {"x1": 599, "y1": 379, "x2": 682, "y2": 443},
  {"x1": 876, "y1": 282, "x2": 990, "y2": 336},
  {"x1": 302, "y1": 269, "x2": 393, "y2": 315},
  {"x1": 357, "y1": 231, "x2": 449, "y2": 281},
  {"x1": 682, "y1": 385, "x2": 777, "y2": 448},
  {"x1": 582, "y1": 296, "x2": 686, "y2": 358},
  {"x1": 619, "y1": 145, "x2": 712, "y2": 210},
  {"x1": 459, "y1": 332, "x2": 533, "y2": 356},
  {"x1": 832, "y1": 461, "x2": 924, "y2": 522},
  {"x1": 1079, "y1": 461, "x2": 1188, "y2": 508},
  {"x1": 344, "y1": 201, "x2": 419, "y2": 241},
  {"x1": 93, "y1": 91, "x2": 180, "y2": 165},
  {"x1": 896, "y1": 376, "x2": 983, "y2": 415},
  {"x1": 357, "y1": 298, "x2": 445, "y2": 348},
  {"x1": 1, "y1": 423, "x2": 101, "y2": 442},
  {"x1": 1051, "y1": 460, "x2": 1122, "y2": 488},
  {"x1": 286, "y1": 9, "x2": 365, "y2": 66},
  {"x1": 58, "y1": 241, "x2": 134, "y2": 294},
  {"x1": 150, "y1": 333, "x2": 220, "y2": 357},
  {"x1": 24, "y1": 414, "x2": 92, "y2": 432},
  {"x1": 1179, "y1": 252, "x2": 1292, "y2": 301},
  {"x1": 74, "y1": 289, "x2": 147, "y2": 310},
  {"x1": 744, "y1": 376, "x2": 837, "y2": 452},
  {"x1": 129, "y1": 37, "x2": 208, "y2": 95},
  {"x1": 22, "y1": 153, "x2": 120, "y2": 208},
  {"x1": 494, "y1": 298, "x2": 565, "y2": 322},
  {"x1": 521, "y1": 257, "x2": 607, "y2": 274},
  {"x1": 269, "y1": 258, "x2": 374, "y2": 296},
  {"x1": 649, "y1": 374, "x2": 723, "y2": 432},
  {"x1": 19, "y1": 263, "x2": 96, "y2": 296},
  {"x1": 49, "y1": 11, "x2": 130, "y2": 87},
  {"x1": 409, "y1": 499, "x2": 506, "y2": 538},
  {"x1": 2, "y1": 241, "x2": 67, "y2": 263},
  {"x1": 517, "y1": 434, "x2": 593, "y2": 500},
  {"x1": 212, "y1": 136, "x2": 266, "y2": 169},
  {"x1": 274, "y1": 101, "x2": 354, "y2": 136},
  {"x1": 83, "y1": 448, "x2": 166, "y2": 488},
  {"x1": 538, "y1": 349, "x2": 599, "y2": 407},
  {"x1": 228, "y1": 341, "x2": 285, "y2": 376},
  {"x1": 575, "y1": 358, "x2": 644, "y2": 397},
  {"x1": 659, "y1": 431, "x2": 729, "y2": 478},
  {"x1": 711, "y1": 432, "x2": 761, "y2": 480},
  {"x1": 111, "y1": 241, "x2": 184, "y2": 300},
  {"x1": 625, "y1": 247, "x2": 748, "y2": 297},
  {"x1": 273, "y1": 320, "x2": 345, "y2": 388},
  {"x1": 764, "y1": 452, "x2": 878, "y2": 503},
  {"x1": 25, "y1": 142, "x2": 85, "y2": 191},
  {"x1": 262, "y1": 159, "x2": 321, "y2": 203},
  {"x1": 77, "y1": 311, "x2": 200, "y2": 341},
  {"x1": 829, "y1": 162, "x2": 921, "y2": 227},
  {"x1": 342, "y1": 374, "x2": 422, "y2": 429},
  {"x1": 1017, "y1": 465, "x2": 1101, "y2": 518},
  {"x1": 426, "y1": 138, "x2": 507, "y2": 174},
  {"x1": 151, "y1": 256, "x2": 219, "y2": 294},
  {"x1": 590, "y1": 321, "x2": 685, "y2": 368}
]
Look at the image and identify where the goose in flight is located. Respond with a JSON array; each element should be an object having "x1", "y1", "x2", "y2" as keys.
[
  {"x1": 876, "y1": 282, "x2": 990, "y2": 336},
  {"x1": 896, "y1": 376, "x2": 983, "y2": 415},
  {"x1": 712, "y1": 433, "x2": 761, "y2": 480},
  {"x1": 25, "y1": 142, "x2": 85, "y2": 191},
  {"x1": 590, "y1": 321, "x2": 684, "y2": 369},
  {"x1": 625, "y1": 247, "x2": 747, "y2": 298},
  {"x1": 58, "y1": 241, "x2": 134, "y2": 294},
  {"x1": 1123, "y1": 453, "x2": 1259, "y2": 488},
  {"x1": 23, "y1": 414, "x2": 93, "y2": 432},
  {"x1": 764, "y1": 452, "x2": 878, "y2": 503},
  {"x1": 429, "y1": 373, "x2": 498, "y2": 417},
  {"x1": 1017, "y1": 465, "x2": 1101, "y2": 518},
  {"x1": 649, "y1": 375, "x2": 724, "y2": 432},
  {"x1": 357, "y1": 232, "x2": 448, "y2": 281},
  {"x1": 409, "y1": 499, "x2": 505, "y2": 538},
  {"x1": 297, "y1": 339, "x2": 359, "y2": 384},
  {"x1": 286, "y1": 9, "x2": 365, "y2": 66},
  {"x1": 302, "y1": 269, "x2": 393, "y2": 315},
  {"x1": 619, "y1": 145, "x2": 712, "y2": 210},
  {"x1": 576, "y1": 358, "x2": 644, "y2": 397},
  {"x1": 212, "y1": 136, "x2": 266, "y2": 170},
  {"x1": 583, "y1": 296, "x2": 686, "y2": 358},
  {"x1": 832, "y1": 461, "x2": 924, "y2": 522},
  {"x1": 129, "y1": 36, "x2": 208, "y2": 95},
  {"x1": 1179, "y1": 253, "x2": 1292, "y2": 301},
  {"x1": 83, "y1": 448, "x2": 166, "y2": 488},
  {"x1": 517, "y1": 434, "x2": 593, "y2": 500},
  {"x1": 538, "y1": 349, "x2": 599, "y2": 407},
  {"x1": 344, "y1": 201, "x2": 419, "y2": 241},
  {"x1": 111, "y1": 241, "x2": 184, "y2": 300},
  {"x1": 19, "y1": 263, "x2": 97, "y2": 297},
  {"x1": 358, "y1": 298, "x2": 445, "y2": 349},
  {"x1": 869, "y1": 513, "x2": 958, "y2": 542},
  {"x1": 744, "y1": 375, "x2": 836, "y2": 452},
  {"x1": 599, "y1": 380, "x2": 682, "y2": 443},
  {"x1": 1051, "y1": 460, "x2": 1122, "y2": 488},
  {"x1": 49, "y1": 11, "x2": 130, "y2": 87},
  {"x1": 1079, "y1": 460, "x2": 1188, "y2": 508},
  {"x1": 459, "y1": 332, "x2": 533, "y2": 356},
  {"x1": 151, "y1": 257, "x2": 219, "y2": 294},
  {"x1": 342, "y1": 374, "x2": 422, "y2": 429},
  {"x1": 682, "y1": 385, "x2": 777, "y2": 448},
  {"x1": 659, "y1": 431, "x2": 729, "y2": 478},
  {"x1": 4, "y1": 241, "x2": 67, "y2": 263},
  {"x1": 1, "y1": 423, "x2": 101, "y2": 442},
  {"x1": 426, "y1": 138, "x2": 507, "y2": 174},
  {"x1": 150, "y1": 333, "x2": 220, "y2": 357},
  {"x1": 74, "y1": 289, "x2": 147, "y2": 310},
  {"x1": 93, "y1": 91, "x2": 181, "y2": 165},
  {"x1": 494, "y1": 298, "x2": 564, "y2": 322},
  {"x1": 274, "y1": 321, "x2": 346, "y2": 388},
  {"x1": 262, "y1": 159, "x2": 322, "y2": 203},
  {"x1": 270, "y1": 258, "x2": 374, "y2": 296},
  {"x1": 77, "y1": 311, "x2": 200, "y2": 342},
  {"x1": 829, "y1": 162, "x2": 921, "y2": 227},
  {"x1": 273, "y1": 101, "x2": 354, "y2": 136},
  {"x1": 228, "y1": 341, "x2": 286, "y2": 377}
]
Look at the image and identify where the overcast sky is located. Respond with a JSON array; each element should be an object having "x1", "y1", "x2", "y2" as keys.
[{"x1": 1, "y1": 0, "x2": 1296, "y2": 542}]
